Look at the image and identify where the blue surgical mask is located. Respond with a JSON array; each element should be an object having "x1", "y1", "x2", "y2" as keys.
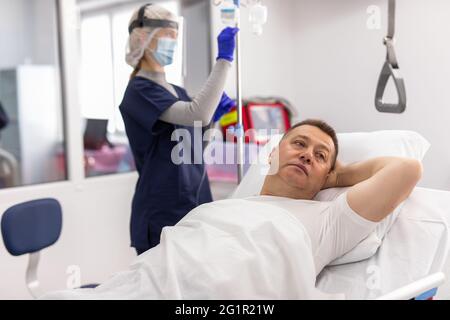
[{"x1": 152, "y1": 37, "x2": 177, "y2": 66}]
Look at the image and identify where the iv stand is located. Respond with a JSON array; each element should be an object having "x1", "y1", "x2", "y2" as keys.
[{"x1": 234, "y1": 0, "x2": 245, "y2": 183}]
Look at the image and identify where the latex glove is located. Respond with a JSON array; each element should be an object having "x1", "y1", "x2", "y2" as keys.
[
  {"x1": 217, "y1": 27, "x2": 240, "y2": 62},
  {"x1": 213, "y1": 92, "x2": 235, "y2": 122}
]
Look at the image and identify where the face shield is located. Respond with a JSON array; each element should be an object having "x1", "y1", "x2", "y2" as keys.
[{"x1": 125, "y1": 4, "x2": 182, "y2": 69}]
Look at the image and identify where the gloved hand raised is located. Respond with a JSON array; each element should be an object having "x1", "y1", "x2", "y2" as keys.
[
  {"x1": 213, "y1": 92, "x2": 235, "y2": 122},
  {"x1": 217, "y1": 27, "x2": 240, "y2": 62}
]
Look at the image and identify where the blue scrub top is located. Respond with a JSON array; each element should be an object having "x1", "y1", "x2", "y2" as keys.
[{"x1": 119, "y1": 76, "x2": 213, "y2": 250}]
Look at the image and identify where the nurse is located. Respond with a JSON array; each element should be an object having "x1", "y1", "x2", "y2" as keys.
[{"x1": 120, "y1": 3, "x2": 238, "y2": 255}]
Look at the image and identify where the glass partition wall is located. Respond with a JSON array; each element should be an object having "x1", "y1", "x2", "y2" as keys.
[{"x1": 0, "y1": 0, "x2": 68, "y2": 188}]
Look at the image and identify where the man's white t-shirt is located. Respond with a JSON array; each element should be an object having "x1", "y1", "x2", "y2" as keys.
[{"x1": 245, "y1": 192, "x2": 379, "y2": 275}]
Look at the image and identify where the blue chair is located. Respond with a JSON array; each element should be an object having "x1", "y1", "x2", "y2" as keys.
[{"x1": 1, "y1": 198, "x2": 97, "y2": 298}]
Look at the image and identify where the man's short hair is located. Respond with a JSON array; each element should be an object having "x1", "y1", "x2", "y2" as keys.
[{"x1": 283, "y1": 119, "x2": 339, "y2": 170}]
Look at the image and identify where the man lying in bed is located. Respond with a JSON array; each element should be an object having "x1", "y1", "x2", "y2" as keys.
[
  {"x1": 42, "y1": 119, "x2": 422, "y2": 300},
  {"x1": 258, "y1": 119, "x2": 422, "y2": 273}
]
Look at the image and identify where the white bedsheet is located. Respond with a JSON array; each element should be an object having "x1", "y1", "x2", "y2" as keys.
[
  {"x1": 316, "y1": 187, "x2": 450, "y2": 299},
  {"x1": 42, "y1": 198, "x2": 342, "y2": 300}
]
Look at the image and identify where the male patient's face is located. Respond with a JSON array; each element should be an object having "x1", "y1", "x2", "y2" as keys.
[{"x1": 270, "y1": 125, "x2": 335, "y2": 197}]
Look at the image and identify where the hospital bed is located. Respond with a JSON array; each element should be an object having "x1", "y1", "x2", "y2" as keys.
[
  {"x1": 229, "y1": 131, "x2": 450, "y2": 300},
  {"x1": 316, "y1": 187, "x2": 450, "y2": 300},
  {"x1": 229, "y1": 185, "x2": 450, "y2": 300}
]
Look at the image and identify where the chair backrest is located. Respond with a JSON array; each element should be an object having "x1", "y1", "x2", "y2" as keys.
[
  {"x1": 1, "y1": 198, "x2": 62, "y2": 298},
  {"x1": 1, "y1": 198, "x2": 62, "y2": 256}
]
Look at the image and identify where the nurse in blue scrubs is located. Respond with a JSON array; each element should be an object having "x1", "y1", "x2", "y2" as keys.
[{"x1": 120, "y1": 3, "x2": 237, "y2": 255}]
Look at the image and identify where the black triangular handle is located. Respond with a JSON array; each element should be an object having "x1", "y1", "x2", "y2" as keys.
[{"x1": 375, "y1": 61, "x2": 406, "y2": 114}]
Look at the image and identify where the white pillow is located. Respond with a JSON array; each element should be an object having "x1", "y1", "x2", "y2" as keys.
[
  {"x1": 315, "y1": 130, "x2": 430, "y2": 201},
  {"x1": 230, "y1": 130, "x2": 430, "y2": 265},
  {"x1": 231, "y1": 130, "x2": 430, "y2": 199}
]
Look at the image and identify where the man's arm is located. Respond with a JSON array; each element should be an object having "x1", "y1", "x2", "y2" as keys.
[{"x1": 324, "y1": 157, "x2": 423, "y2": 222}]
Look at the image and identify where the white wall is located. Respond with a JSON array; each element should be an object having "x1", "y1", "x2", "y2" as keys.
[
  {"x1": 0, "y1": 0, "x2": 56, "y2": 68},
  {"x1": 182, "y1": 0, "x2": 212, "y2": 96},
  {"x1": 213, "y1": 0, "x2": 450, "y2": 190},
  {"x1": 0, "y1": 0, "x2": 31, "y2": 69},
  {"x1": 16, "y1": 66, "x2": 62, "y2": 184},
  {"x1": 31, "y1": 0, "x2": 57, "y2": 65},
  {"x1": 291, "y1": 0, "x2": 450, "y2": 190}
]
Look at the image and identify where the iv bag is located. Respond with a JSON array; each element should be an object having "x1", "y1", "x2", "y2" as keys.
[
  {"x1": 221, "y1": 0, "x2": 239, "y2": 26},
  {"x1": 249, "y1": 3, "x2": 268, "y2": 35}
]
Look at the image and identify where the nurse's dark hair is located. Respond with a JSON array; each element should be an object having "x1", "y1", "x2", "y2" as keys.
[{"x1": 282, "y1": 119, "x2": 339, "y2": 170}]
